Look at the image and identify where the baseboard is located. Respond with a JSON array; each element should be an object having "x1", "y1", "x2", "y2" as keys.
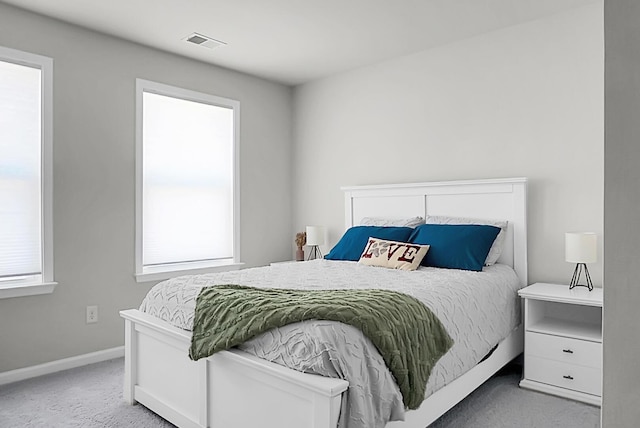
[{"x1": 0, "y1": 346, "x2": 125, "y2": 386}]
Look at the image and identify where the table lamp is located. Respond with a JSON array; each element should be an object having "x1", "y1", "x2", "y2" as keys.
[
  {"x1": 565, "y1": 232, "x2": 597, "y2": 291},
  {"x1": 306, "y1": 226, "x2": 325, "y2": 260}
]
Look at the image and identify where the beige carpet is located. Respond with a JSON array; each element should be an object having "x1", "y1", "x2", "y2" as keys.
[
  {"x1": 0, "y1": 358, "x2": 173, "y2": 428},
  {"x1": 0, "y1": 358, "x2": 599, "y2": 427}
]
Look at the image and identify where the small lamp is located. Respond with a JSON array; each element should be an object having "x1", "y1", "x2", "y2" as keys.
[
  {"x1": 306, "y1": 226, "x2": 325, "y2": 260},
  {"x1": 565, "y1": 232, "x2": 597, "y2": 291}
]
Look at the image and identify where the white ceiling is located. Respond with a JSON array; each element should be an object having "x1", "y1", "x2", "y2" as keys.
[{"x1": 1, "y1": 0, "x2": 598, "y2": 85}]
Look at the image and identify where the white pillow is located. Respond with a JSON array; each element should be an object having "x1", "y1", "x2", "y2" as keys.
[
  {"x1": 424, "y1": 215, "x2": 508, "y2": 266},
  {"x1": 358, "y1": 237, "x2": 430, "y2": 271},
  {"x1": 360, "y1": 216, "x2": 424, "y2": 228}
]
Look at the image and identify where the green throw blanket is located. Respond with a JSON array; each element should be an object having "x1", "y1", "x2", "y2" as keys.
[{"x1": 189, "y1": 284, "x2": 453, "y2": 409}]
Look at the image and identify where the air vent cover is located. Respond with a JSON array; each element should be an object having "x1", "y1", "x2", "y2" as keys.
[{"x1": 184, "y1": 33, "x2": 226, "y2": 50}]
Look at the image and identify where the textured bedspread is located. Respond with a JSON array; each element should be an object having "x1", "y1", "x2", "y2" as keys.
[
  {"x1": 140, "y1": 260, "x2": 521, "y2": 428},
  {"x1": 190, "y1": 285, "x2": 453, "y2": 409}
]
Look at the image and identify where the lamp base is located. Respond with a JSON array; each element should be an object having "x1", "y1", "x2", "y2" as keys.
[
  {"x1": 307, "y1": 245, "x2": 323, "y2": 261},
  {"x1": 569, "y1": 263, "x2": 593, "y2": 291}
]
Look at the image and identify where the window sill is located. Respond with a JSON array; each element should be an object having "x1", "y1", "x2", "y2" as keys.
[
  {"x1": 135, "y1": 261, "x2": 245, "y2": 283},
  {"x1": 0, "y1": 282, "x2": 58, "y2": 299}
]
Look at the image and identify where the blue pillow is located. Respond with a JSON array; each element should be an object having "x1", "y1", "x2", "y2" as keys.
[
  {"x1": 408, "y1": 224, "x2": 501, "y2": 272},
  {"x1": 325, "y1": 226, "x2": 414, "y2": 261}
]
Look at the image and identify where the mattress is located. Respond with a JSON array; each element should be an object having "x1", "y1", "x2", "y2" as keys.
[{"x1": 140, "y1": 259, "x2": 521, "y2": 427}]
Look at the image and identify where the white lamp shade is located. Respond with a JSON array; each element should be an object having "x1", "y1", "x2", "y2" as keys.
[
  {"x1": 306, "y1": 226, "x2": 325, "y2": 246},
  {"x1": 565, "y1": 232, "x2": 597, "y2": 263}
]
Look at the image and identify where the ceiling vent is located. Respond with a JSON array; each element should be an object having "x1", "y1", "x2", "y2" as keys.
[{"x1": 184, "y1": 33, "x2": 227, "y2": 50}]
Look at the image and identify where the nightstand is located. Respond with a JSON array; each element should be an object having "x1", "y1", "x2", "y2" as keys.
[{"x1": 518, "y1": 282, "x2": 603, "y2": 406}]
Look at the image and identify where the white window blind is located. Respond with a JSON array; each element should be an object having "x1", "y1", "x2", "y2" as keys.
[
  {"x1": 139, "y1": 85, "x2": 238, "y2": 271},
  {"x1": 0, "y1": 59, "x2": 42, "y2": 279}
]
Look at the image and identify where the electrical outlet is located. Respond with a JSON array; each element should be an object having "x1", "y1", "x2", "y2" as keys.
[{"x1": 86, "y1": 305, "x2": 98, "y2": 324}]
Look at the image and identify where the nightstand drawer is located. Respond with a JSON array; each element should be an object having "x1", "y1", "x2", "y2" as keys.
[
  {"x1": 525, "y1": 332, "x2": 601, "y2": 368},
  {"x1": 526, "y1": 355, "x2": 601, "y2": 396}
]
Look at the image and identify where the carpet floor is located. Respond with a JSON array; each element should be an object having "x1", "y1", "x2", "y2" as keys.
[{"x1": 0, "y1": 358, "x2": 600, "y2": 427}]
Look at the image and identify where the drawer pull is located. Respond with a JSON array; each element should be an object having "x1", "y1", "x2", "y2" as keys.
[
  {"x1": 562, "y1": 349, "x2": 574, "y2": 354},
  {"x1": 563, "y1": 375, "x2": 574, "y2": 380}
]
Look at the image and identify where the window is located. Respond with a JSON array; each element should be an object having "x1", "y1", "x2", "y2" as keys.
[
  {"x1": 135, "y1": 79, "x2": 241, "y2": 282},
  {"x1": 0, "y1": 46, "x2": 55, "y2": 298}
]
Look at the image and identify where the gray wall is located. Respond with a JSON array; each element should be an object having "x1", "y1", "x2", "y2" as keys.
[
  {"x1": 603, "y1": 0, "x2": 640, "y2": 425},
  {"x1": 0, "y1": 4, "x2": 293, "y2": 372},
  {"x1": 293, "y1": 4, "x2": 604, "y2": 287}
]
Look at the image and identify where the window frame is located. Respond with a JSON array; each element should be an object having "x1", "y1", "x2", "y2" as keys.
[
  {"x1": 135, "y1": 79, "x2": 242, "y2": 283},
  {"x1": 0, "y1": 46, "x2": 55, "y2": 299}
]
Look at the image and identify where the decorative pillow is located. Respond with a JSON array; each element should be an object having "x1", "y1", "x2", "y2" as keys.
[
  {"x1": 425, "y1": 215, "x2": 508, "y2": 266},
  {"x1": 360, "y1": 216, "x2": 425, "y2": 228},
  {"x1": 325, "y1": 226, "x2": 414, "y2": 261},
  {"x1": 358, "y1": 238, "x2": 429, "y2": 271},
  {"x1": 408, "y1": 224, "x2": 501, "y2": 272}
]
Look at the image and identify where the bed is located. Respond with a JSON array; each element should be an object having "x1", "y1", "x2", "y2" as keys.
[{"x1": 120, "y1": 177, "x2": 528, "y2": 428}]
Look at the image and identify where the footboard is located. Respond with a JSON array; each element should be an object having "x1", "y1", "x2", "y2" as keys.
[{"x1": 120, "y1": 309, "x2": 349, "y2": 428}]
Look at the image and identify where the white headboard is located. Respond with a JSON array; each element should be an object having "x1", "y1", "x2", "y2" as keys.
[{"x1": 342, "y1": 178, "x2": 528, "y2": 286}]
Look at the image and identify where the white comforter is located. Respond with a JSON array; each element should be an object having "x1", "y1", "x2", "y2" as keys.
[{"x1": 140, "y1": 260, "x2": 521, "y2": 427}]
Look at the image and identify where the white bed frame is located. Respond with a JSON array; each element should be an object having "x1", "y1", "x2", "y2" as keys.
[{"x1": 120, "y1": 177, "x2": 528, "y2": 428}]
